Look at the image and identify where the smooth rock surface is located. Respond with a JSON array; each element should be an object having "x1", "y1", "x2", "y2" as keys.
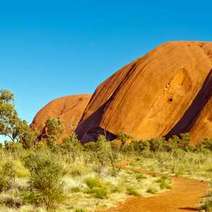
[
  {"x1": 76, "y1": 42, "x2": 212, "y2": 143},
  {"x1": 32, "y1": 94, "x2": 91, "y2": 141}
]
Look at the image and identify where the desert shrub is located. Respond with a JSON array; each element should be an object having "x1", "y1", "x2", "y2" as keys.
[
  {"x1": 75, "y1": 209, "x2": 86, "y2": 212},
  {"x1": 33, "y1": 139, "x2": 49, "y2": 151},
  {"x1": 197, "y1": 139, "x2": 212, "y2": 152},
  {"x1": 18, "y1": 121, "x2": 37, "y2": 149},
  {"x1": 85, "y1": 177, "x2": 102, "y2": 189},
  {"x1": 146, "y1": 186, "x2": 158, "y2": 194},
  {"x1": 90, "y1": 187, "x2": 108, "y2": 199},
  {"x1": 84, "y1": 177, "x2": 108, "y2": 199},
  {"x1": 84, "y1": 141, "x2": 98, "y2": 151},
  {"x1": 148, "y1": 138, "x2": 170, "y2": 152},
  {"x1": 4, "y1": 141, "x2": 24, "y2": 154},
  {"x1": 118, "y1": 132, "x2": 130, "y2": 143},
  {"x1": 200, "y1": 192, "x2": 212, "y2": 212},
  {"x1": 179, "y1": 133, "x2": 190, "y2": 147},
  {"x1": 117, "y1": 133, "x2": 131, "y2": 150},
  {"x1": 0, "y1": 161, "x2": 16, "y2": 192},
  {"x1": 120, "y1": 138, "x2": 168, "y2": 155},
  {"x1": 126, "y1": 187, "x2": 140, "y2": 196},
  {"x1": 69, "y1": 163, "x2": 91, "y2": 179},
  {"x1": 120, "y1": 133, "x2": 195, "y2": 156},
  {"x1": 135, "y1": 173, "x2": 147, "y2": 180},
  {"x1": 61, "y1": 133, "x2": 83, "y2": 161},
  {"x1": 147, "y1": 134, "x2": 190, "y2": 152},
  {"x1": 201, "y1": 200, "x2": 212, "y2": 212},
  {"x1": 95, "y1": 135, "x2": 117, "y2": 172},
  {"x1": 71, "y1": 187, "x2": 81, "y2": 193},
  {"x1": 69, "y1": 166, "x2": 83, "y2": 177},
  {"x1": 39, "y1": 118, "x2": 64, "y2": 150},
  {"x1": 22, "y1": 152, "x2": 65, "y2": 209},
  {"x1": 13, "y1": 160, "x2": 29, "y2": 178},
  {"x1": 125, "y1": 140, "x2": 150, "y2": 153},
  {"x1": 0, "y1": 197, "x2": 22, "y2": 209},
  {"x1": 85, "y1": 186, "x2": 108, "y2": 199},
  {"x1": 156, "y1": 176, "x2": 171, "y2": 189},
  {"x1": 84, "y1": 136, "x2": 117, "y2": 173}
]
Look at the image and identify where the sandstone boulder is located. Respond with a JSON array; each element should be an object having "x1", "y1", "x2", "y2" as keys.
[
  {"x1": 32, "y1": 94, "x2": 91, "y2": 141},
  {"x1": 76, "y1": 42, "x2": 212, "y2": 144}
]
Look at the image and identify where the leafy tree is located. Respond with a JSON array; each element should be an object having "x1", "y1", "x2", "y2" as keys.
[
  {"x1": 41, "y1": 118, "x2": 64, "y2": 146},
  {"x1": 18, "y1": 120, "x2": 37, "y2": 149},
  {"x1": 0, "y1": 89, "x2": 19, "y2": 142},
  {"x1": 0, "y1": 89, "x2": 36, "y2": 147},
  {"x1": 95, "y1": 135, "x2": 117, "y2": 172}
]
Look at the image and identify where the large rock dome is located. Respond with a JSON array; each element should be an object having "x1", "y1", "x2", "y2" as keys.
[
  {"x1": 31, "y1": 94, "x2": 91, "y2": 141},
  {"x1": 76, "y1": 42, "x2": 212, "y2": 144}
]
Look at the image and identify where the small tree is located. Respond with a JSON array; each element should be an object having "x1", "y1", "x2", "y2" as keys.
[
  {"x1": 95, "y1": 135, "x2": 117, "y2": 173},
  {"x1": 0, "y1": 90, "x2": 19, "y2": 142},
  {"x1": 0, "y1": 89, "x2": 36, "y2": 148},
  {"x1": 23, "y1": 152, "x2": 65, "y2": 209},
  {"x1": 17, "y1": 120, "x2": 37, "y2": 149},
  {"x1": 61, "y1": 133, "x2": 83, "y2": 161},
  {"x1": 42, "y1": 118, "x2": 64, "y2": 146}
]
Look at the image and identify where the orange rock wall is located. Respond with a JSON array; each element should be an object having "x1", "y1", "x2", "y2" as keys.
[{"x1": 77, "y1": 42, "x2": 212, "y2": 143}]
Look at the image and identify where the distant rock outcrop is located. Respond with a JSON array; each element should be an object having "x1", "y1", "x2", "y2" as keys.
[
  {"x1": 76, "y1": 42, "x2": 212, "y2": 144},
  {"x1": 31, "y1": 94, "x2": 91, "y2": 142}
]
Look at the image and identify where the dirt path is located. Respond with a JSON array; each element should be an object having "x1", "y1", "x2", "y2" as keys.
[{"x1": 108, "y1": 177, "x2": 208, "y2": 212}]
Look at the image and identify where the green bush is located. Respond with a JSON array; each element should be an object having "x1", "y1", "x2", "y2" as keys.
[
  {"x1": 61, "y1": 133, "x2": 83, "y2": 161},
  {"x1": 85, "y1": 177, "x2": 102, "y2": 189},
  {"x1": 95, "y1": 135, "x2": 117, "y2": 172},
  {"x1": 71, "y1": 187, "x2": 81, "y2": 193},
  {"x1": 135, "y1": 173, "x2": 147, "y2": 180},
  {"x1": 75, "y1": 209, "x2": 86, "y2": 212},
  {"x1": 0, "y1": 197, "x2": 22, "y2": 209},
  {"x1": 120, "y1": 133, "x2": 199, "y2": 155},
  {"x1": 146, "y1": 186, "x2": 158, "y2": 194},
  {"x1": 90, "y1": 187, "x2": 108, "y2": 199},
  {"x1": 0, "y1": 161, "x2": 16, "y2": 192},
  {"x1": 84, "y1": 177, "x2": 108, "y2": 199},
  {"x1": 4, "y1": 141, "x2": 24, "y2": 154},
  {"x1": 197, "y1": 139, "x2": 212, "y2": 152},
  {"x1": 40, "y1": 118, "x2": 64, "y2": 149},
  {"x1": 23, "y1": 152, "x2": 65, "y2": 209},
  {"x1": 126, "y1": 187, "x2": 140, "y2": 196},
  {"x1": 200, "y1": 192, "x2": 212, "y2": 212},
  {"x1": 156, "y1": 176, "x2": 171, "y2": 189}
]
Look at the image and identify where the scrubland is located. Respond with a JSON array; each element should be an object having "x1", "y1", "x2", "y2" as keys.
[{"x1": 0, "y1": 134, "x2": 211, "y2": 212}]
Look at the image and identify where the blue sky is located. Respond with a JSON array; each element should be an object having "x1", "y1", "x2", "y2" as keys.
[{"x1": 0, "y1": 0, "x2": 211, "y2": 123}]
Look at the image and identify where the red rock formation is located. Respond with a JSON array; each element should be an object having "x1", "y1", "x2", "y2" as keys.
[
  {"x1": 189, "y1": 44, "x2": 212, "y2": 144},
  {"x1": 76, "y1": 42, "x2": 212, "y2": 143},
  {"x1": 31, "y1": 94, "x2": 91, "y2": 142},
  {"x1": 190, "y1": 98, "x2": 212, "y2": 145}
]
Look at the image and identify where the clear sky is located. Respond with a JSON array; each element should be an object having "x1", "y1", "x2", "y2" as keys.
[{"x1": 0, "y1": 0, "x2": 211, "y2": 123}]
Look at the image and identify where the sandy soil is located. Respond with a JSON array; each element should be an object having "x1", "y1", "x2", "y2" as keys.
[{"x1": 107, "y1": 177, "x2": 208, "y2": 212}]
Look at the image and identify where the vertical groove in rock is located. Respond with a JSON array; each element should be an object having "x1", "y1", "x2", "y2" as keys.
[{"x1": 166, "y1": 69, "x2": 212, "y2": 137}]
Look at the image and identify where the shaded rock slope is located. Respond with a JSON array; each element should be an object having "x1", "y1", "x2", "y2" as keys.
[
  {"x1": 76, "y1": 42, "x2": 212, "y2": 144},
  {"x1": 31, "y1": 94, "x2": 91, "y2": 142}
]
